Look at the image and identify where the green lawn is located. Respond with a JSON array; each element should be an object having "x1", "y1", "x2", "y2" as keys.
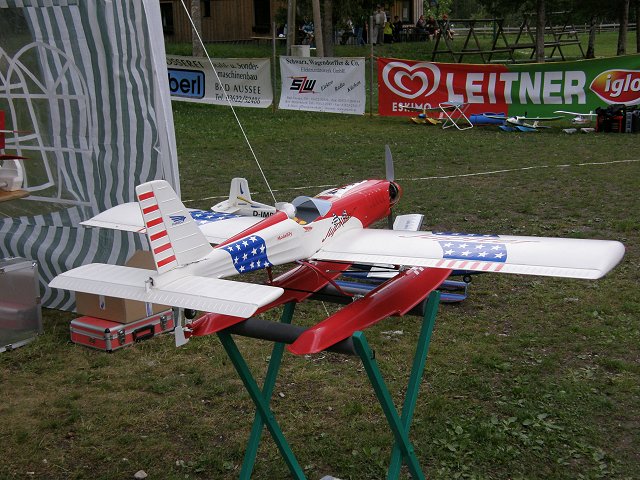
[{"x1": 1, "y1": 34, "x2": 639, "y2": 480}]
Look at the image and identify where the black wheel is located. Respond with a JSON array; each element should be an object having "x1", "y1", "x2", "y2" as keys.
[{"x1": 184, "y1": 308, "x2": 198, "y2": 320}]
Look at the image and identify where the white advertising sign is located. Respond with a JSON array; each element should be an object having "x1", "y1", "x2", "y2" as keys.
[
  {"x1": 166, "y1": 55, "x2": 273, "y2": 108},
  {"x1": 279, "y1": 56, "x2": 365, "y2": 115}
]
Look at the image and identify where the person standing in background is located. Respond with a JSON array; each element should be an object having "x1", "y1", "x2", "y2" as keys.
[{"x1": 373, "y1": 5, "x2": 386, "y2": 45}]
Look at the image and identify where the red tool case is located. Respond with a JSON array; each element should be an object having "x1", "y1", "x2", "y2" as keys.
[{"x1": 70, "y1": 309, "x2": 174, "y2": 352}]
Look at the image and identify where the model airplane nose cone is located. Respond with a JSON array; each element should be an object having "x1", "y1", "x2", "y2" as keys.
[{"x1": 389, "y1": 181, "x2": 402, "y2": 205}]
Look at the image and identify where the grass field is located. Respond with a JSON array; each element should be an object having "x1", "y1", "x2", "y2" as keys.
[{"x1": 1, "y1": 34, "x2": 639, "y2": 480}]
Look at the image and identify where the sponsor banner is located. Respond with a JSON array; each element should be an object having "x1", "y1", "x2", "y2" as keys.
[
  {"x1": 279, "y1": 56, "x2": 365, "y2": 114},
  {"x1": 378, "y1": 55, "x2": 640, "y2": 117},
  {"x1": 166, "y1": 55, "x2": 272, "y2": 108}
]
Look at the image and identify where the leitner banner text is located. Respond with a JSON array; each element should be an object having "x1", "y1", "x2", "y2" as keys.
[{"x1": 378, "y1": 55, "x2": 640, "y2": 117}]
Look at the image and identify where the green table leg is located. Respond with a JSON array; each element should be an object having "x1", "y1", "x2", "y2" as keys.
[
  {"x1": 352, "y1": 332, "x2": 426, "y2": 480},
  {"x1": 239, "y1": 303, "x2": 296, "y2": 479},
  {"x1": 386, "y1": 291, "x2": 441, "y2": 479},
  {"x1": 218, "y1": 314, "x2": 306, "y2": 480}
]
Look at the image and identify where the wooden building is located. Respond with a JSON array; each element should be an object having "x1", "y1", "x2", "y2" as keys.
[
  {"x1": 160, "y1": 0, "x2": 423, "y2": 43},
  {"x1": 159, "y1": 0, "x2": 277, "y2": 42}
]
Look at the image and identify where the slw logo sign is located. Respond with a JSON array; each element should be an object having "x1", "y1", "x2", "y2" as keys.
[{"x1": 290, "y1": 76, "x2": 316, "y2": 93}]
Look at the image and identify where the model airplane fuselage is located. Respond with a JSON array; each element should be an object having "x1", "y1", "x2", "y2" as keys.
[
  {"x1": 147, "y1": 178, "x2": 400, "y2": 281},
  {"x1": 554, "y1": 110, "x2": 597, "y2": 125},
  {"x1": 487, "y1": 114, "x2": 563, "y2": 132}
]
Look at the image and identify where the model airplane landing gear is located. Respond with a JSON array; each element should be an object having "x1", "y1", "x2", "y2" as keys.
[
  {"x1": 183, "y1": 308, "x2": 198, "y2": 320},
  {"x1": 216, "y1": 291, "x2": 442, "y2": 480}
]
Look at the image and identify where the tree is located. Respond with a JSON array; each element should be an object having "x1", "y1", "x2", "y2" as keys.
[
  {"x1": 617, "y1": 0, "x2": 630, "y2": 55},
  {"x1": 191, "y1": 0, "x2": 205, "y2": 57},
  {"x1": 586, "y1": 14, "x2": 597, "y2": 58},
  {"x1": 570, "y1": 0, "x2": 614, "y2": 59},
  {"x1": 535, "y1": 0, "x2": 545, "y2": 62},
  {"x1": 323, "y1": 0, "x2": 335, "y2": 57},
  {"x1": 636, "y1": 0, "x2": 640, "y2": 53},
  {"x1": 312, "y1": 0, "x2": 325, "y2": 56}
]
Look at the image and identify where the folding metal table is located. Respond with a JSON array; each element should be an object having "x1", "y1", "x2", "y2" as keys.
[
  {"x1": 216, "y1": 291, "x2": 442, "y2": 479},
  {"x1": 439, "y1": 102, "x2": 473, "y2": 130}
]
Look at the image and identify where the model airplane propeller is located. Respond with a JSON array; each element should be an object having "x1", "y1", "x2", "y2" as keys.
[
  {"x1": 50, "y1": 149, "x2": 625, "y2": 355},
  {"x1": 486, "y1": 114, "x2": 563, "y2": 132}
]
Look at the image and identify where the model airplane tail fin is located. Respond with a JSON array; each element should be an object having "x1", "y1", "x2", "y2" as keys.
[
  {"x1": 136, "y1": 180, "x2": 212, "y2": 274},
  {"x1": 230, "y1": 177, "x2": 251, "y2": 203}
]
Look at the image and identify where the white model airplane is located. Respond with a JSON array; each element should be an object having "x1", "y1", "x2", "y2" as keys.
[
  {"x1": 487, "y1": 114, "x2": 563, "y2": 132},
  {"x1": 0, "y1": 111, "x2": 29, "y2": 198},
  {"x1": 0, "y1": 159, "x2": 25, "y2": 192},
  {"x1": 50, "y1": 150, "x2": 625, "y2": 354},
  {"x1": 554, "y1": 110, "x2": 597, "y2": 126},
  {"x1": 211, "y1": 177, "x2": 277, "y2": 218}
]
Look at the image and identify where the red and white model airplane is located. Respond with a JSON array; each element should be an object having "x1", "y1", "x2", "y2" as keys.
[
  {"x1": 554, "y1": 110, "x2": 597, "y2": 126},
  {"x1": 50, "y1": 152, "x2": 625, "y2": 355}
]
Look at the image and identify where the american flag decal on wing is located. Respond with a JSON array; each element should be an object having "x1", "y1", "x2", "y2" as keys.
[
  {"x1": 190, "y1": 210, "x2": 239, "y2": 224},
  {"x1": 433, "y1": 232, "x2": 507, "y2": 271},
  {"x1": 223, "y1": 235, "x2": 271, "y2": 273}
]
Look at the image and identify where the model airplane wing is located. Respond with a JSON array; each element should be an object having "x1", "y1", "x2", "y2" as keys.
[
  {"x1": 401, "y1": 105, "x2": 440, "y2": 112},
  {"x1": 82, "y1": 202, "x2": 263, "y2": 244},
  {"x1": 50, "y1": 261, "x2": 283, "y2": 318},
  {"x1": 312, "y1": 229, "x2": 624, "y2": 280},
  {"x1": 521, "y1": 116, "x2": 563, "y2": 122},
  {"x1": 554, "y1": 110, "x2": 597, "y2": 117}
]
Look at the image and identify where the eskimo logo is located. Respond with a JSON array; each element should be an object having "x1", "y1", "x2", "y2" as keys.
[
  {"x1": 290, "y1": 76, "x2": 316, "y2": 93},
  {"x1": 590, "y1": 69, "x2": 640, "y2": 105},
  {"x1": 382, "y1": 61, "x2": 440, "y2": 99},
  {"x1": 169, "y1": 215, "x2": 187, "y2": 225}
]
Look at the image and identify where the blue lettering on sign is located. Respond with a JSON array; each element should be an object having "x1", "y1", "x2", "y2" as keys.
[{"x1": 168, "y1": 69, "x2": 205, "y2": 99}]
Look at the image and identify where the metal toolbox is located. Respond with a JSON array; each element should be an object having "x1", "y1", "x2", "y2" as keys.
[
  {"x1": 0, "y1": 257, "x2": 42, "y2": 353},
  {"x1": 70, "y1": 309, "x2": 175, "y2": 352}
]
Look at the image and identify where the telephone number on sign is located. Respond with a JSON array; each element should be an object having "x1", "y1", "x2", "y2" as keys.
[{"x1": 227, "y1": 95, "x2": 262, "y2": 104}]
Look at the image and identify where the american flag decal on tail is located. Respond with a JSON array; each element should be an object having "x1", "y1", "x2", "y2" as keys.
[
  {"x1": 137, "y1": 186, "x2": 179, "y2": 274},
  {"x1": 434, "y1": 232, "x2": 507, "y2": 272}
]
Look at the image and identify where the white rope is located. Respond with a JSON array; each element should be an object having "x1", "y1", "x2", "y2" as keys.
[
  {"x1": 183, "y1": 158, "x2": 639, "y2": 204},
  {"x1": 179, "y1": 0, "x2": 277, "y2": 204}
]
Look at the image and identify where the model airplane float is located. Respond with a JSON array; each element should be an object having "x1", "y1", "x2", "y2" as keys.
[
  {"x1": 487, "y1": 114, "x2": 563, "y2": 132},
  {"x1": 50, "y1": 151, "x2": 625, "y2": 355}
]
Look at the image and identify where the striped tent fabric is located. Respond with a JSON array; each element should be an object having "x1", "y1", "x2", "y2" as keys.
[{"x1": 0, "y1": 0, "x2": 179, "y2": 309}]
